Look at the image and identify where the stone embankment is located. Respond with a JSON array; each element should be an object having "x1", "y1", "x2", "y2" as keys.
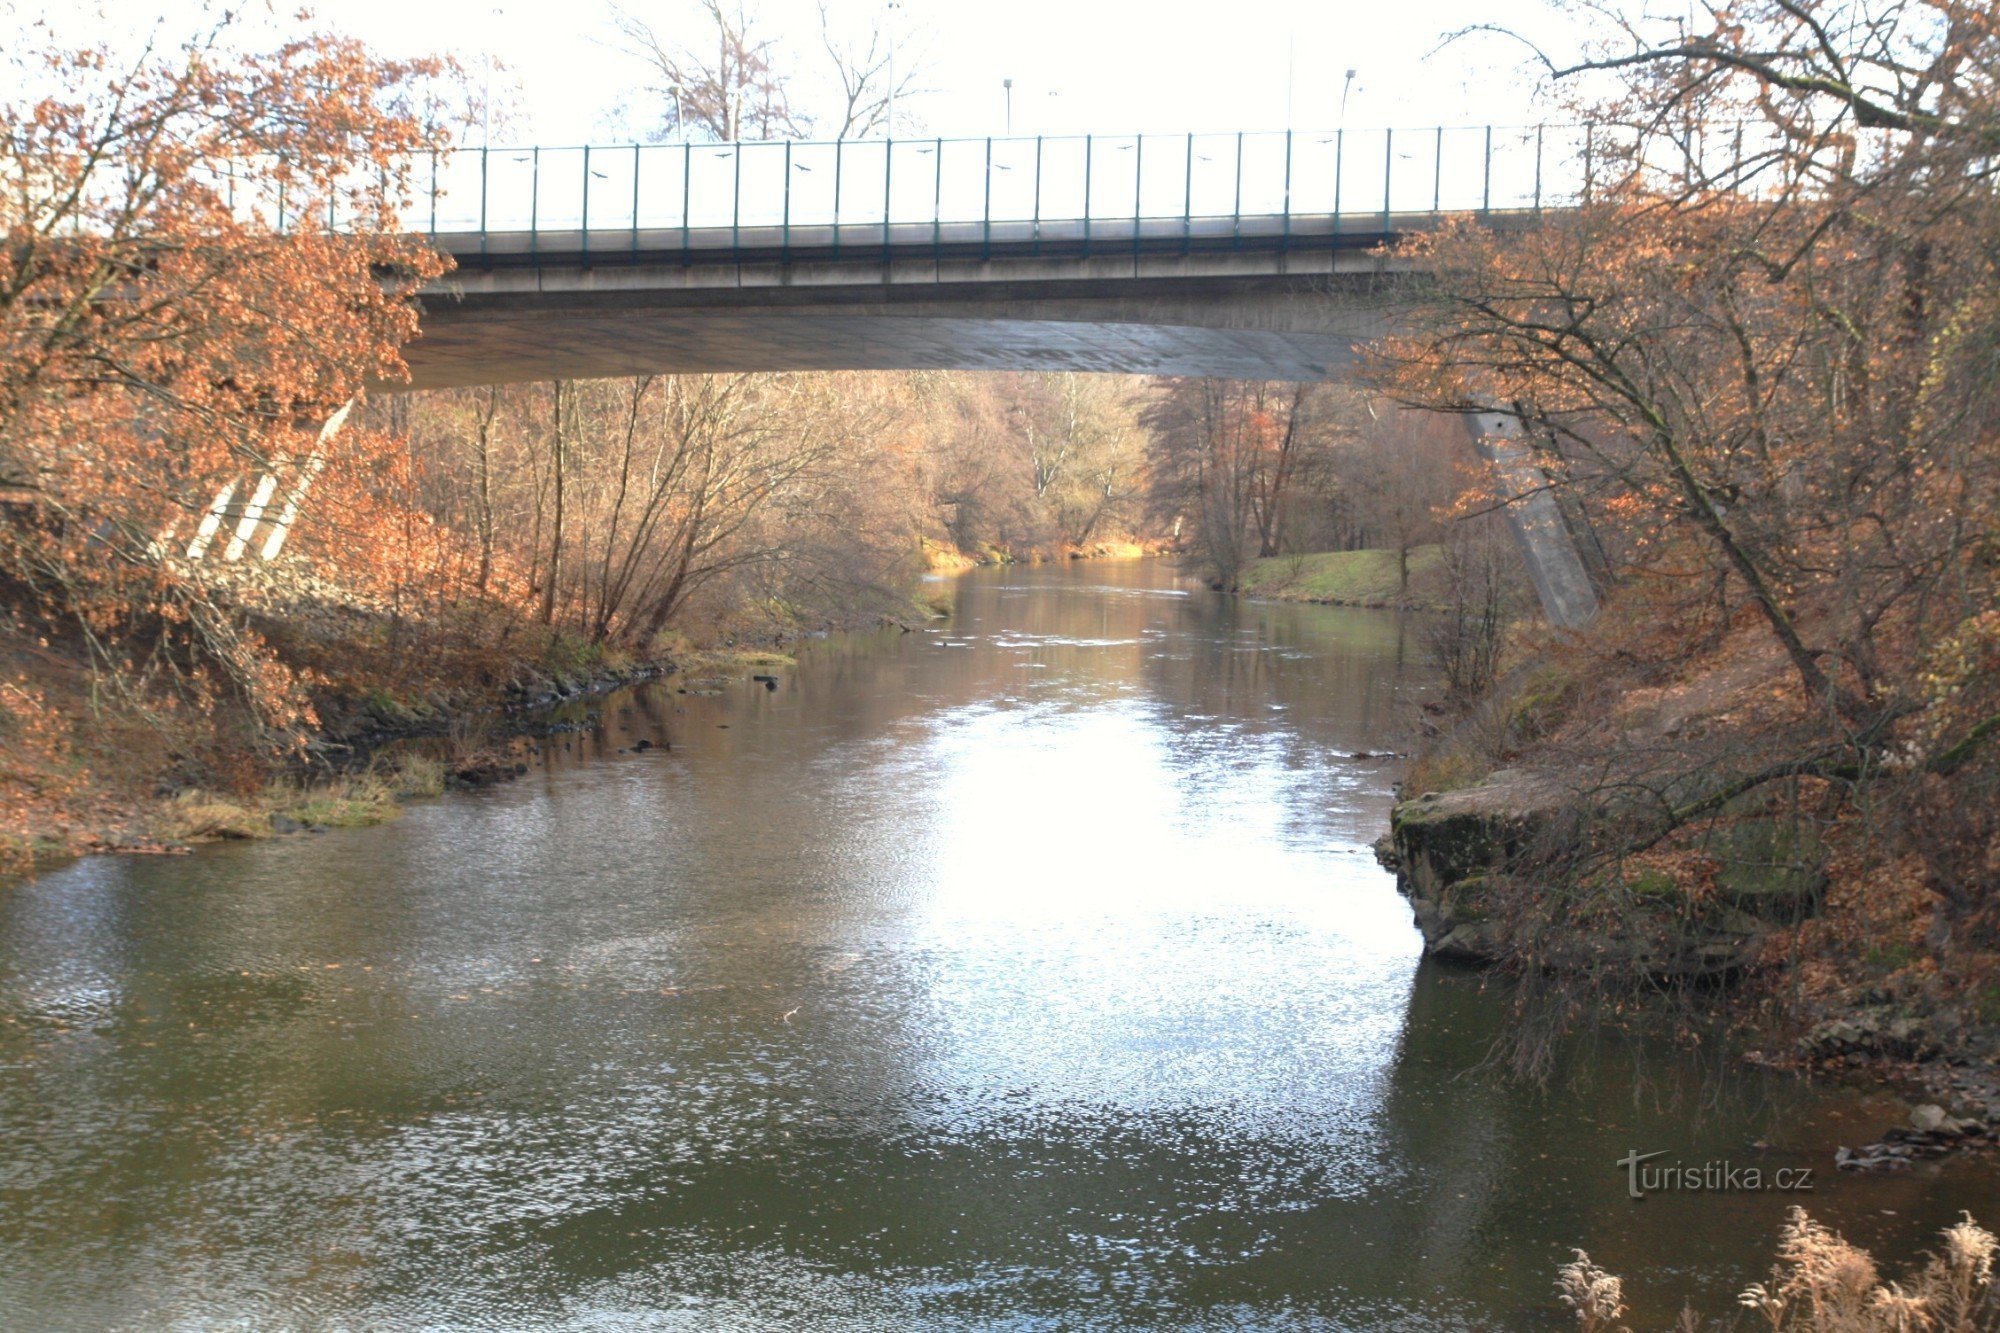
[{"x1": 1374, "y1": 769, "x2": 1826, "y2": 978}]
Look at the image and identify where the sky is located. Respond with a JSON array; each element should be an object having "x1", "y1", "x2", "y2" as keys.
[{"x1": 7, "y1": 0, "x2": 1611, "y2": 146}]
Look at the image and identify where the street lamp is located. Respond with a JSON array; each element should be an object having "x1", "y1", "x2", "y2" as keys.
[
  {"x1": 1339, "y1": 69, "x2": 1357, "y2": 126},
  {"x1": 1003, "y1": 78, "x2": 1013, "y2": 135},
  {"x1": 669, "y1": 85, "x2": 684, "y2": 142},
  {"x1": 885, "y1": 0, "x2": 901, "y2": 138}
]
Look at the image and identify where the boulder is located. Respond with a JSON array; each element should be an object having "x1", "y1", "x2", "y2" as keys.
[{"x1": 1382, "y1": 771, "x2": 1803, "y2": 978}]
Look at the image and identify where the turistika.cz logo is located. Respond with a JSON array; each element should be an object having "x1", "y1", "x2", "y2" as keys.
[{"x1": 1617, "y1": 1149, "x2": 1815, "y2": 1200}]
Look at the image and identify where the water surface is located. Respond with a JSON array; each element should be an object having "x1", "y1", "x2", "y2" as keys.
[{"x1": 2, "y1": 559, "x2": 1992, "y2": 1329}]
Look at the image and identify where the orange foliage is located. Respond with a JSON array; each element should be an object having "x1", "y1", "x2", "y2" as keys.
[{"x1": 0, "y1": 23, "x2": 458, "y2": 748}]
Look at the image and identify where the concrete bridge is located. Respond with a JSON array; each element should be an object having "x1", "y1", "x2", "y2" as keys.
[
  {"x1": 230, "y1": 127, "x2": 1604, "y2": 626},
  {"x1": 396, "y1": 126, "x2": 1582, "y2": 389}
]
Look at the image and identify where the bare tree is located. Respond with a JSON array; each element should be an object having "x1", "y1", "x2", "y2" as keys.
[
  {"x1": 612, "y1": 0, "x2": 801, "y2": 141},
  {"x1": 612, "y1": 0, "x2": 923, "y2": 140},
  {"x1": 816, "y1": 2, "x2": 923, "y2": 139}
]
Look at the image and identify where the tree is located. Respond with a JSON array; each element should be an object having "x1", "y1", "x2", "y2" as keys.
[
  {"x1": 612, "y1": 0, "x2": 800, "y2": 141},
  {"x1": 1324, "y1": 407, "x2": 1464, "y2": 589},
  {"x1": 0, "y1": 21, "x2": 455, "y2": 743},
  {"x1": 612, "y1": 0, "x2": 922, "y2": 141},
  {"x1": 1008, "y1": 373, "x2": 1146, "y2": 548},
  {"x1": 1143, "y1": 379, "x2": 1334, "y2": 583},
  {"x1": 814, "y1": 1, "x2": 924, "y2": 140},
  {"x1": 1378, "y1": 0, "x2": 2000, "y2": 940}
]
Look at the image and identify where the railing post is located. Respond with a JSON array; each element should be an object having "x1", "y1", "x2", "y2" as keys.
[
  {"x1": 1381, "y1": 127, "x2": 1392, "y2": 235},
  {"x1": 932, "y1": 136, "x2": 943, "y2": 264},
  {"x1": 1481, "y1": 125, "x2": 1492, "y2": 220},
  {"x1": 1583, "y1": 122, "x2": 1594, "y2": 205},
  {"x1": 1333, "y1": 128, "x2": 1343, "y2": 244},
  {"x1": 832, "y1": 139, "x2": 843, "y2": 260},
  {"x1": 1168, "y1": 134, "x2": 1184, "y2": 256},
  {"x1": 1032, "y1": 135, "x2": 1044, "y2": 254},
  {"x1": 732, "y1": 141, "x2": 742, "y2": 256},
  {"x1": 1533, "y1": 124, "x2": 1544, "y2": 215},
  {"x1": 782, "y1": 139, "x2": 793, "y2": 264},
  {"x1": 1133, "y1": 133, "x2": 1144, "y2": 267},
  {"x1": 1232, "y1": 130, "x2": 1243, "y2": 247},
  {"x1": 1083, "y1": 135, "x2": 1094, "y2": 259},
  {"x1": 983, "y1": 136, "x2": 995, "y2": 261},
  {"x1": 1281, "y1": 129, "x2": 1293, "y2": 250},
  {"x1": 428, "y1": 150, "x2": 438, "y2": 238},
  {"x1": 530, "y1": 145, "x2": 540, "y2": 260},
  {"x1": 581, "y1": 144, "x2": 591, "y2": 264},
  {"x1": 278, "y1": 156, "x2": 288, "y2": 235},
  {"x1": 682, "y1": 141, "x2": 692, "y2": 267},
  {"x1": 477, "y1": 147, "x2": 487, "y2": 265},
  {"x1": 1432, "y1": 125, "x2": 1443, "y2": 216},
  {"x1": 631, "y1": 144, "x2": 640, "y2": 256},
  {"x1": 882, "y1": 138, "x2": 894, "y2": 269}
]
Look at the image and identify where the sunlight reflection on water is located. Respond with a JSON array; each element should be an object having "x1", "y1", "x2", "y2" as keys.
[{"x1": 2, "y1": 560, "x2": 1994, "y2": 1330}]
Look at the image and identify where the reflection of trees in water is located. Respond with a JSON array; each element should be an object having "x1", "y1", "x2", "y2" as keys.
[
  {"x1": 20, "y1": 558, "x2": 1971, "y2": 1327},
  {"x1": 1371, "y1": 963, "x2": 1931, "y2": 1325}
]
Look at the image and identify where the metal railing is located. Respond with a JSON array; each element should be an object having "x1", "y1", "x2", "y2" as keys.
[{"x1": 250, "y1": 121, "x2": 1799, "y2": 261}]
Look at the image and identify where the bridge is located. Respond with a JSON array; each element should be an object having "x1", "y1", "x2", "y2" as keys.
[
  {"x1": 392, "y1": 125, "x2": 1592, "y2": 389},
  {"x1": 207, "y1": 124, "x2": 1612, "y2": 626}
]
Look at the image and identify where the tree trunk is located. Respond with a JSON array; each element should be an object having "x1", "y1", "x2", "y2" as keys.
[{"x1": 540, "y1": 381, "x2": 567, "y2": 626}]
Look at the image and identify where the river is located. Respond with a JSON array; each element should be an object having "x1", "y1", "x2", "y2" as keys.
[{"x1": 2, "y1": 558, "x2": 1994, "y2": 1329}]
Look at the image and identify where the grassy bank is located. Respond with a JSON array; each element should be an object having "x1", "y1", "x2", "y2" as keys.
[{"x1": 1233, "y1": 546, "x2": 1445, "y2": 609}]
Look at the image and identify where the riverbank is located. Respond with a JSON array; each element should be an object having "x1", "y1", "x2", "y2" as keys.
[
  {"x1": 925, "y1": 536, "x2": 1173, "y2": 570},
  {"x1": 2, "y1": 535, "x2": 1183, "y2": 881},
  {"x1": 1232, "y1": 546, "x2": 1448, "y2": 610},
  {"x1": 0, "y1": 553, "x2": 926, "y2": 882},
  {"x1": 1378, "y1": 600, "x2": 2000, "y2": 1157}
]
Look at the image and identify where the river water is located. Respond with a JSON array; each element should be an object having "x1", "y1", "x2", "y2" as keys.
[{"x1": 2, "y1": 559, "x2": 1994, "y2": 1330}]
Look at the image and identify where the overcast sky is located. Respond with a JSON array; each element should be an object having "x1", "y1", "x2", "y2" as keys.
[{"x1": 12, "y1": 0, "x2": 1604, "y2": 145}]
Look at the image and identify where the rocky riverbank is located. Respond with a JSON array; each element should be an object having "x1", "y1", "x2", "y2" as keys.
[
  {"x1": 1374, "y1": 768, "x2": 1820, "y2": 977},
  {"x1": 1375, "y1": 767, "x2": 2000, "y2": 1169}
]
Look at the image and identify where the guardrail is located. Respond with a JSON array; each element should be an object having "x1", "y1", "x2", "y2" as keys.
[{"x1": 241, "y1": 121, "x2": 1792, "y2": 260}]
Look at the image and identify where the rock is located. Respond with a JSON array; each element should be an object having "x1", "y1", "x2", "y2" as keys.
[
  {"x1": 270, "y1": 813, "x2": 305, "y2": 834},
  {"x1": 1910, "y1": 1104, "x2": 1949, "y2": 1133},
  {"x1": 633, "y1": 738, "x2": 654, "y2": 752},
  {"x1": 1389, "y1": 771, "x2": 1560, "y2": 902},
  {"x1": 1431, "y1": 920, "x2": 1504, "y2": 964},
  {"x1": 1709, "y1": 817, "x2": 1828, "y2": 921}
]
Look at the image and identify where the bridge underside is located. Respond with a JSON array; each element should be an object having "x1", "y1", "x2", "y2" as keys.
[{"x1": 397, "y1": 223, "x2": 1411, "y2": 389}]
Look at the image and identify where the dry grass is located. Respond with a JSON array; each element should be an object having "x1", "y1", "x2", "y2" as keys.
[
  {"x1": 157, "y1": 753, "x2": 447, "y2": 842},
  {"x1": 1565, "y1": 1208, "x2": 1998, "y2": 1331}
]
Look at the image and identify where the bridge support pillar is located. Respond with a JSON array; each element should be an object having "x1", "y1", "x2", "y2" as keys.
[
  {"x1": 1463, "y1": 408, "x2": 1598, "y2": 630},
  {"x1": 184, "y1": 398, "x2": 355, "y2": 564}
]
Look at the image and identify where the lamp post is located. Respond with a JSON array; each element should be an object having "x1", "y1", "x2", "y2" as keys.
[
  {"x1": 669, "y1": 84, "x2": 684, "y2": 142},
  {"x1": 1003, "y1": 78, "x2": 1013, "y2": 134},
  {"x1": 1339, "y1": 68, "x2": 1357, "y2": 126},
  {"x1": 884, "y1": 0, "x2": 901, "y2": 138}
]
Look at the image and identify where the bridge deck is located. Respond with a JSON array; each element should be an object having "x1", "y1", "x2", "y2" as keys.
[{"x1": 431, "y1": 209, "x2": 1527, "y2": 272}]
